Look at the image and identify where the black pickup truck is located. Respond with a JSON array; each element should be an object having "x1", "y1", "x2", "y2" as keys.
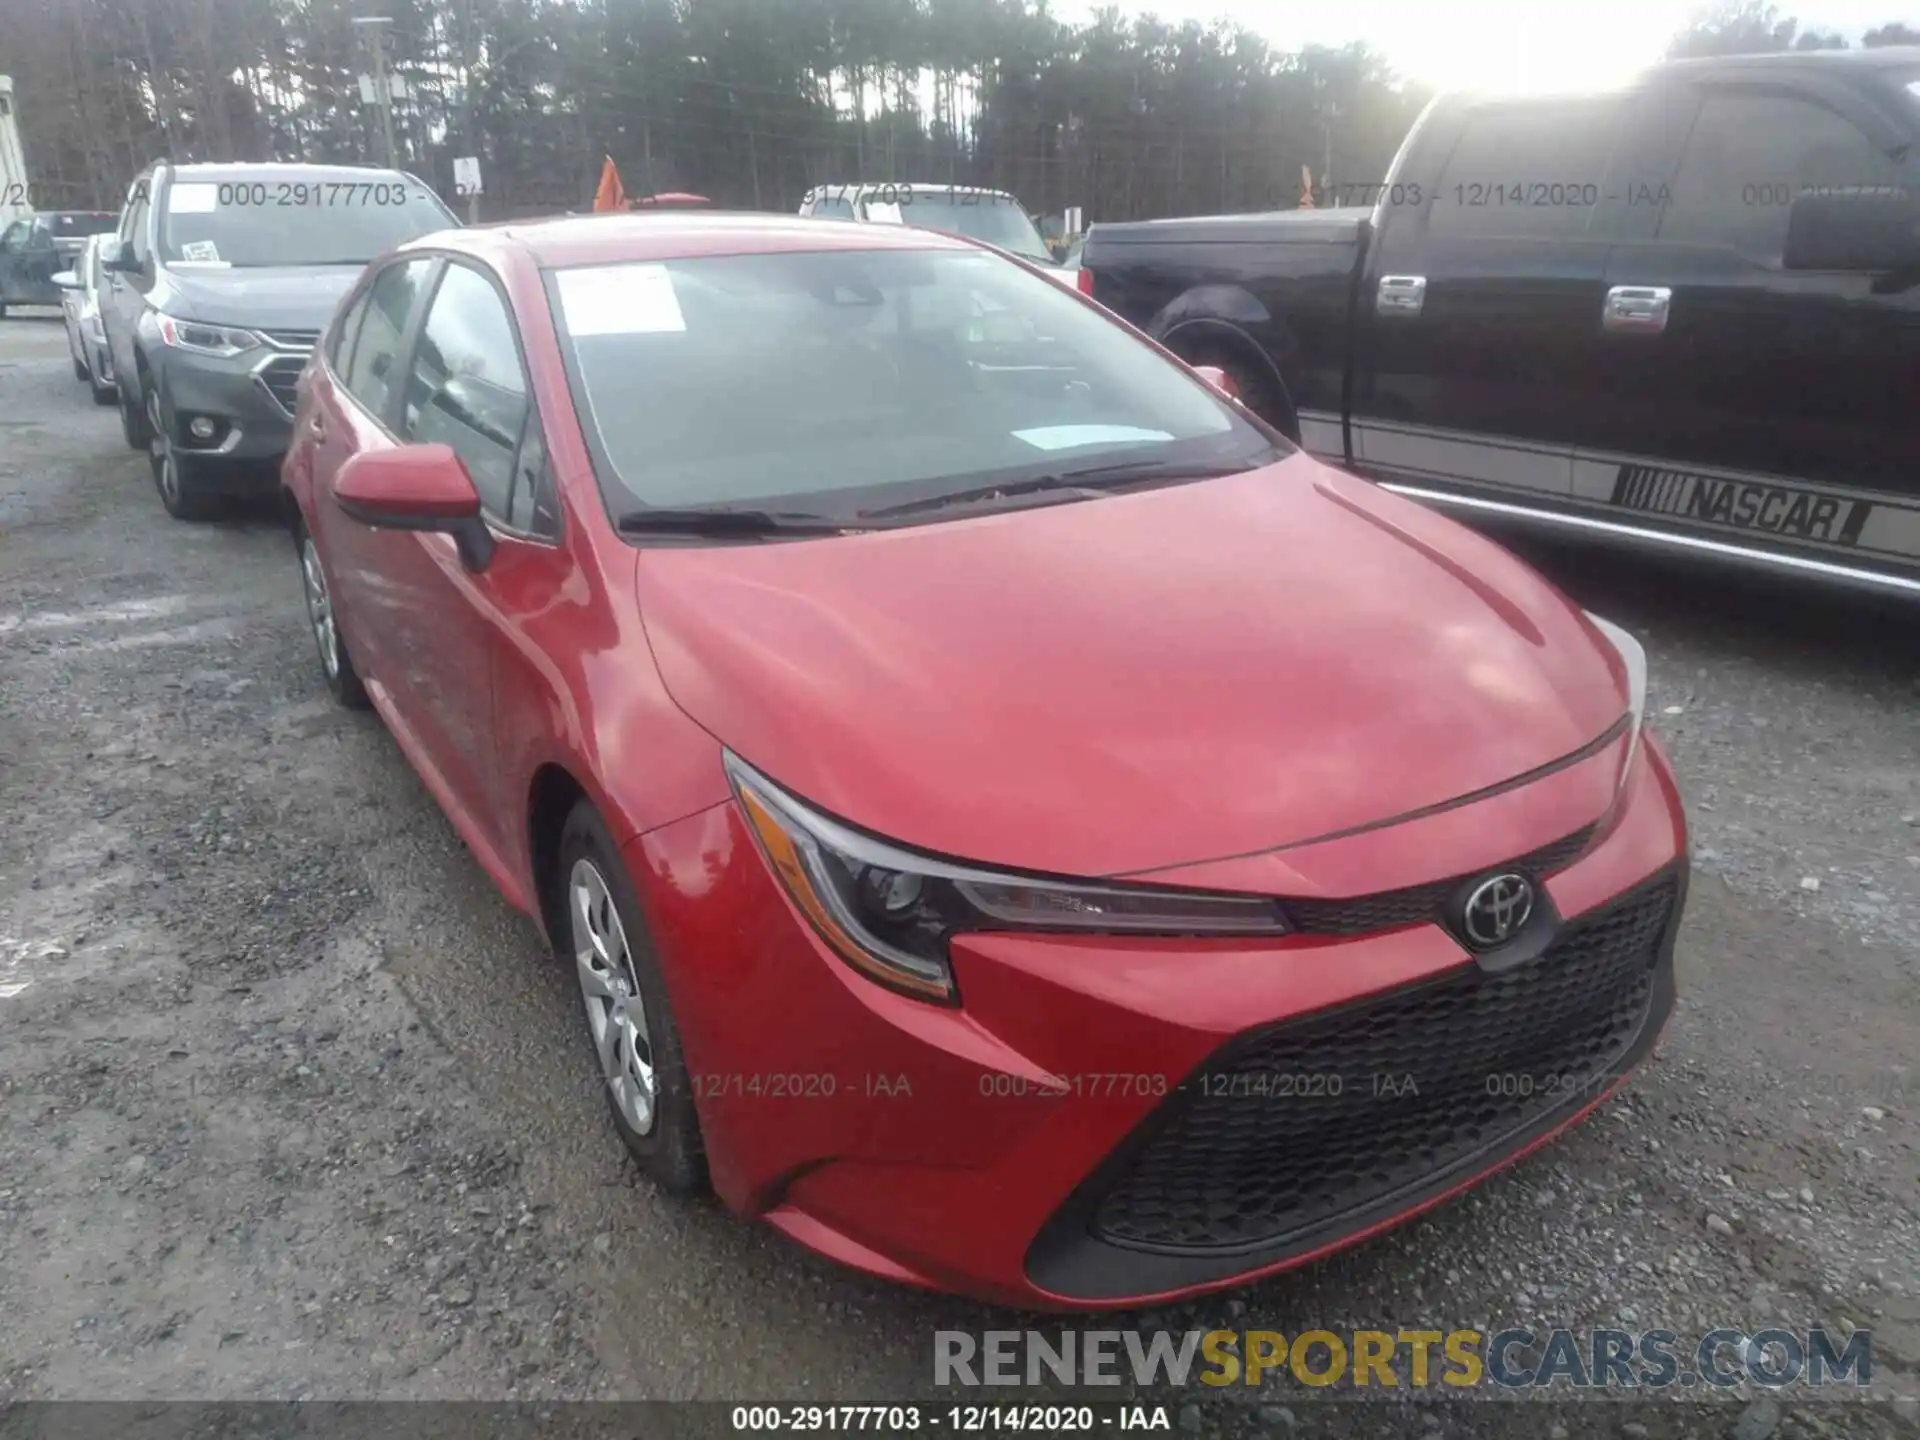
[{"x1": 1082, "y1": 47, "x2": 1920, "y2": 600}]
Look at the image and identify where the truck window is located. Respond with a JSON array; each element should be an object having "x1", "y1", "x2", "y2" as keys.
[
  {"x1": 1657, "y1": 90, "x2": 1904, "y2": 265},
  {"x1": 1428, "y1": 97, "x2": 1624, "y2": 239}
]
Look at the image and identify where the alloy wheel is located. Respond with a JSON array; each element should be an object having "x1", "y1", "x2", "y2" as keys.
[
  {"x1": 300, "y1": 536, "x2": 339, "y2": 679},
  {"x1": 570, "y1": 858, "x2": 657, "y2": 1135}
]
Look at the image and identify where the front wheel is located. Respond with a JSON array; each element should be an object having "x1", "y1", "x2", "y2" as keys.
[
  {"x1": 147, "y1": 385, "x2": 222, "y2": 521},
  {"x1": 559, "y1": 801, "x2": 706, "y2": 1193},
  {"x1": 297, "y1": 523, "x2": 369, "y2": 710}
]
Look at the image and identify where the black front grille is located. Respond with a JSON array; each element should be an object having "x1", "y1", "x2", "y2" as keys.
[
  {"x1": 257, "y1": 355, "x2": 306, "y2": 415},
  {"x1": 261, "y1": 327, "x2": 321, "y2": 350},
  {"x1": 1283, "y1": 825, "x2": 1595, "y2": 936},
  {"x1": 1090, "y1": 874, "x2": 1677, "y2": 1255}
]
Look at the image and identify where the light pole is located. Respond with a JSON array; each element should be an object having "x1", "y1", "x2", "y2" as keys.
[{"x1": 352, "y1": 16, "x2": 399, "y2": 169}]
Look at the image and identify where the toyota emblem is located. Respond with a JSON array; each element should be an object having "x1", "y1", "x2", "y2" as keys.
[{"x1": 1461, "y1": 872, "x2": 1534, "y2": 949}]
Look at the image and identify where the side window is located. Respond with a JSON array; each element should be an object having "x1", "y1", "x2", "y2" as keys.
[
  {"x1": 1428, "y1": 97, "x2": 1625, "y2": 239},
  {"x1": 342, "y1": 257, "x2": 433, "y2": 421},
  {"x1": 399, "y1": 262, "x2": 530, "y2": 520},
  {"x1": 328, "y1": 288, "x2": 372, "y2": 373},
  {"x1": 1658, "y1": 90, "x2": 1903, "y2": 264},
  {"x1": 123, "y1": 179, "x2": 151, "y2": 268}
]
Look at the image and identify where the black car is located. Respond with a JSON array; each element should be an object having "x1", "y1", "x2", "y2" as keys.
[
  {"x1": 1081, "y1": 47, "x2": 1920, "y2": 601},
  {"x1": 0, "y1": 210, "x2": 118, "y2": 315},
  {"x1": 97, "y1": 160, "x2": 458, "y2": 520}
]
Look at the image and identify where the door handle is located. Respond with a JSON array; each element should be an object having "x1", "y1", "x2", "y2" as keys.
[
  {"x1": 1603, "y1": 285, "x2": 1671, "y2": 333},
  {"x1": 1376, "y1": 274, "x2": 1426, "y2": 318}
]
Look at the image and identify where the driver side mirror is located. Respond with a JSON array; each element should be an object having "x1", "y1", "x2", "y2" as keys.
[
  {"x1": 98, "y1": 237, "x2": 137, "y2": 273},
  {"x1": 1192, "y1": 364, "x2": 1240, "y2": 401},
  {"x1": 52, "y1": 271, "x2": 80, "y2": 290},
  {"x1": 333, "y1": 444, "x2": 495, "y2": 572},
  {"x1": 1784, "y1": 188, "x2": 1920, "y2": 272}
]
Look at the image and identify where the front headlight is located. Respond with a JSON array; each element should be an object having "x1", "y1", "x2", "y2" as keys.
[
  {"x1": 156, "y1": 314, "x2": 264, "y2": 358},
  {"x1": 724, "y1": 752, "x2": 1290, "y2": 1004},
  {"x1": 1585, "y1": 611, "x2": 1649, "y2": 781}
]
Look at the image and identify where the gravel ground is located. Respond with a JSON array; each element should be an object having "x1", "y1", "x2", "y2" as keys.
[{"x1": 0, "y1": 313, "x2": 1915, "y2": 1439}]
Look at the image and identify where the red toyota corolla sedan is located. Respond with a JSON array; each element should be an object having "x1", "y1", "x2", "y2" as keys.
[{"x1": 281, "y1": 213, "x2": 1688, "y2": 1310}]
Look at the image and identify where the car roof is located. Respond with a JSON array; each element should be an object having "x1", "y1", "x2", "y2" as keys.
[
  {"x1": 853, "y1": 181, "x2": 1017, "y2": 198},
  {"x1": 161, "y1": 161, "x2": 420, "y2": 181},
  {"x1": 409, "y1": 210, "x2": 979, "y2": 268},
  {"x1": 1659, "y1": 43, "x2": 1920, "y2": 74}
]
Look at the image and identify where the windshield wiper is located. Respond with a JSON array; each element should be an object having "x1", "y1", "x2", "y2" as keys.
[
  {"x1": 1049, "y1": 457, "x2": 1259, "y2": 485},
  {"x1": 861, "y1": 473, "x2": 1109, "y2": 520},
  {"x1": 860, "y1": 458, "x2": 1255, "y2": 520},
  {"x1": 614, "y1": 506, "x2": 853, "y2": 538}
]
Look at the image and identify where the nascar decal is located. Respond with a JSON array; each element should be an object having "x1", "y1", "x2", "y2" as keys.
[{"x1": 1611, "y1": 464, "x2": 1872, "y2": 546}]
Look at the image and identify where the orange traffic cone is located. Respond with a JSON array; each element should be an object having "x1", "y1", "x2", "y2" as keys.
[{"x1": 592, "y1": 155, "x2": 627, "y2": 213}]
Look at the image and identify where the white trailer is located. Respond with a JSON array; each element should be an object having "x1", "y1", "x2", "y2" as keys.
[{"x1": 0, "y1": 76, "x2": 29, "y2": 226}]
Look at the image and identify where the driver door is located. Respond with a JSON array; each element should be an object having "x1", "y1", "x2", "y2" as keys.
[{"x1": 1575, "y1": 78, "x2": 1920, "y2": 568}]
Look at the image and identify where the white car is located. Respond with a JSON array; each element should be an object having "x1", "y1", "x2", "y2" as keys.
[
  {"x1": 53, "y1": 232, "x2": 115, "y2": 405},
  {"x1": 800, "y1": 181, "x2": 1082, "y2": 290}
]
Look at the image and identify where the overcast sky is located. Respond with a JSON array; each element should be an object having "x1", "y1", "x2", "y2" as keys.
[{"x1": 1051, "y1": 0, "x2": 1917, "y2": 92}]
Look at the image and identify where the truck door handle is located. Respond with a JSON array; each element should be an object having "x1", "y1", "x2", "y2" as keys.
[
  {"x1": 1376, "y1": 275, "x2": 1426, "y2": 318},
  {"x1": 1603, "y1": 285, "x2": 1671, "y2": 333}
]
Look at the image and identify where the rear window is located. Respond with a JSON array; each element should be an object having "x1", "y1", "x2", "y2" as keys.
[
  {"x1": 158, "y1": 175, "x2": 456, "y2": 267},
  {"x1": 49, "y1": 213, "x2": 118, "y2": 238},
  {"x1": 870, "y1": 191, "x2": 1053, "y2": 261},
  {"x1": 550, "y1": 246, "x2": 1279, "y2": 517}
]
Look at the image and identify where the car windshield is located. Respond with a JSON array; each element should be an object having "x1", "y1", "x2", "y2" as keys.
[
  {"x1": 873, "y1": 191, "x2": 1054, "y2": 261},
  {"x1": 158, "y1": 175, "x2": 455, "y2": 267},
  {"x1": 550, "y1": 245, "x2": 1284, "y2": 519}
]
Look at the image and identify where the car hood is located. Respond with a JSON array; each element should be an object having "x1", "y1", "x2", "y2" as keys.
[
  {"x1": 159, "y1": 264, "x2": 361, "y2": 329},
  {"x1": 634, "y1": 456, "x2": 1628, "y2": 878}
]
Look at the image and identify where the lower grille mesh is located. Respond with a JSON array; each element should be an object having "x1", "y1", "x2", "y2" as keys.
[{"x1": 1091, "y1": 875, "x2": 1677, "y2": 1254}]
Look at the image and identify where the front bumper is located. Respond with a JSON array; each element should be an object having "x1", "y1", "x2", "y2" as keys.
[
  {"x1": 151, "y1": 341, "x2": 311, "y2": 466},
  {"x1": 629, "y1": 733, "x2": 1688, "y2": 1309}
]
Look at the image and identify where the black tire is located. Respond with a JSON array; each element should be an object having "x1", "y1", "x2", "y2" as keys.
[
  {"x1": 118, "y1": 370, "x2": 151, "y2": 450},
  {"x1": 1183, "y1": 340, "x2": 1299, "y2": 441},
  {"x1": 72, "y1": 350, "x2": 89, "y2": 382},
  {"x1": 90, "y1": 367, "x2": 116, "y2": 406},
  {"x1": 295, "y1": 521, "x2": 370, "y2": 710},
  {"x1": 146, "y1": 383, "x2": 223, "y2": 521},
  {"x1": 556, "y1": 801, "x2": 707, "y2": 1194}
]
